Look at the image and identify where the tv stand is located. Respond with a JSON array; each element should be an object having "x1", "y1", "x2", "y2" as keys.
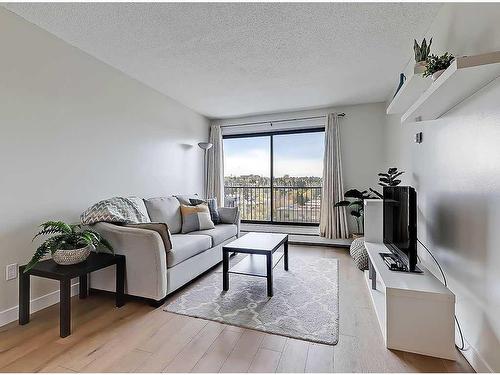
[{"x1": 365, "y1": 241, "x2": 455, "y2": 360}]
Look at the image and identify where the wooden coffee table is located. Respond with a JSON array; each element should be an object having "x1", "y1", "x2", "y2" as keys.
[{"x1": 222, "y1": 232, "x2": 288, "y2": 297}]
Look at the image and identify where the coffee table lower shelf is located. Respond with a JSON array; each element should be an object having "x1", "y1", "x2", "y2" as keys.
[{"x1": 229, "y1": 253, "x2": 284, "y2": 277}]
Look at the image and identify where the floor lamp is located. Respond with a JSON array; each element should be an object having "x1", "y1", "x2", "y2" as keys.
[{"x1": 198, "y1": 142, "x2": 213, "y2": 198}]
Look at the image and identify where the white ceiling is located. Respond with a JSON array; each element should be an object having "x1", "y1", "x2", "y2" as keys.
[{"x1": 4, "y1": 3, "x2": 441, "y2": 119}]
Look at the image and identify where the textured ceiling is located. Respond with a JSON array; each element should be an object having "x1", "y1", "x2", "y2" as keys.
[{"x1": 4, "y1": 3, "x2": 442, "y2": 118}]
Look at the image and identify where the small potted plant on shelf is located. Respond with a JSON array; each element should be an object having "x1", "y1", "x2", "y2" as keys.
[
  {"x1": 413, "y1": 38, "x2": 432, "y2": 74},
  {"x1": 25, "y1": 221, "x2": 113, "y2": 272},
  {"x1": 424, "y1": 52, "x2": 455, "y2": 81}
]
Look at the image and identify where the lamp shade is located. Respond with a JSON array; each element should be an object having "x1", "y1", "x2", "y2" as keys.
[{"x1": 198, "y1": 142, "x2": 213, "y2": 150}]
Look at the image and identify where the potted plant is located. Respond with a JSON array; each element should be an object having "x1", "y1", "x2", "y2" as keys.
[
  {"x1": 424, "y1": 53, "x2": 455, "y2": 81},
  {"x1": 370, "y1": 167, "x2": 405, "y2": 198},
  {"x1": 335, "y1": 189, "x2": 376, "y2": 237},
  {"x1": 25, "y1": 221, "x2": 113, "y2": 272},
  {"x1": 335, "y1": 168, "x2": 405, "y2": 237},
  {"x1": 413, "y1": 38, "x2": 432, "y2": 74}
]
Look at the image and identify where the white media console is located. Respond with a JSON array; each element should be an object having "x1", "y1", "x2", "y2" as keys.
[{"x1": 363, "y1": 199, "x2": 456, "y2": 360}]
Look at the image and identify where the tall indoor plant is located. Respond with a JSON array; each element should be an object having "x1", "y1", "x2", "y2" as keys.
[
  {"x1": 25, "y1": 221, "x2": 113, "y2": 272},
  {"x1": 334, "y1": 189, "x2": 375, "y2": 236}
]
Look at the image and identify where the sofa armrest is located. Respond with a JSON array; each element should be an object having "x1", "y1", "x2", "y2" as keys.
[
  {"x1": 218, "y1": 207, "x2": 241, "y2": 237},
  {"x1": 91, "y1": 222, "x2": 168, "y2": 300}
]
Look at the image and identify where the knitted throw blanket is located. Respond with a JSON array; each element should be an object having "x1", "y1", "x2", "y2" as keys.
[{"x1": 81, "y1": 197, "x2": 149, "y2": 225}]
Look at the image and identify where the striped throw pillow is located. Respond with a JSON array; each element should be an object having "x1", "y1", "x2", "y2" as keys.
[{"x1": 180, "y1": 203, "x2": 215, "y2": 233}]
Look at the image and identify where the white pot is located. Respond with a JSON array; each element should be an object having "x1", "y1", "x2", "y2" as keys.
[
  {"x1": 414, "y1": 61, "x2": 426, "y2": 75},
  {"x1": 431, "y1": 69, "x2": 445, "y2": 81},
  {"x1": 53, "y1": 245, "x2": 92, "y2": 265}
]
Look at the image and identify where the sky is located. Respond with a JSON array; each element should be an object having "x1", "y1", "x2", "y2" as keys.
[{"x1": 224, "y1": 132, "x2": 324, "y2": 177}]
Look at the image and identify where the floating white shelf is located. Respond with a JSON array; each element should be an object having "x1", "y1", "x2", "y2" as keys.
[
  {"x1": 386, "y1": 72, "x2": 432, "y2": 115},
  {"x1": 402, "y1": 51, "x2": 500, "y2": 123}
]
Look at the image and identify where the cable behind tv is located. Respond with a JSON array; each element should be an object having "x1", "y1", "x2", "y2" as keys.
[{"x1": 417, "y1": 238, "x2": 466, "y2": 352}]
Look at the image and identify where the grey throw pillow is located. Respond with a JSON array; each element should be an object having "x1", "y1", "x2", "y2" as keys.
[
  {"x1": 189, "y1": 198, "x2": 220, "y2": 224},
  {"x1": 174, "y1": 194, "x2": 199, "y2": 206}
]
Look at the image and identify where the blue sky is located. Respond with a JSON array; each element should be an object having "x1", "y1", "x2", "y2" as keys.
[{"x1": 224, "y1": 132, "x2": 324, "y2": 177}]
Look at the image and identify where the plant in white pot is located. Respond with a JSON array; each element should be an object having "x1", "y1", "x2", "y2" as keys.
[
  {"x1": 413, "y1": 38, "x2": 432, "y2": 74},
  {"x1": 25, "y1": 221, "x2": 113, "y2": 272},
  {"x1": 424, "y1": 53, "x2": 455, "y2": 81}
]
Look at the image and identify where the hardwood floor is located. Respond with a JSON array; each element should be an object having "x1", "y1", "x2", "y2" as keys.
[{"x1": 0, "y1": 245, "x2": 474, "y2": 373}]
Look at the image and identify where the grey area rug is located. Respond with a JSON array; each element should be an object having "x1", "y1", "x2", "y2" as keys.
[{"x1": 164, "y1": 255, "x2": 339, "y2": 345}]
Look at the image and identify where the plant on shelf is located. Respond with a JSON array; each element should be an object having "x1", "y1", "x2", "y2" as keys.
[
  {"x1": 424, "y1": 53, "x2": 455, "y2": 80},
  {"x1": 414, "y1": 38, "x2": 432, "y2": 63},
  {"x1": 413, "y1": 38, "x2": 432, "y2": 74},
  {"x1": 335, "y1": 189, "x2": 376, "y2": 235},
  {"x1": 25, "y1": 221, "x2": 113, "y2": 272},
  {"x1": 369, "y1": 167, "x2": 405, "y2": 198}
]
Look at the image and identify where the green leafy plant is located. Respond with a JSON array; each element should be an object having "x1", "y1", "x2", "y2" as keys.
[
  {"x1": 370, "y1": 167, "x2": 405, "y2": 198},
  {"x1": 25, "y1": 221, "x2": 113, "y2": 272},
  {"x1": 335, "y1": 189, "x2": 376, "y2": 234},
  {"x1": 424, "y1": 53, "x2": 455, "y2": 77},
  {"x1": 414, "y1": 38, "x2": 432, "y2": 62},
  {"x1": 335, "y1": 168, "x2": 405, "y2": 234}
]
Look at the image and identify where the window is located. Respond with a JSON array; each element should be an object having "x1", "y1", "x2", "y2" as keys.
[
  {"x1": 223, "y1": 129, "x2": 324, "y2": 224},
  {"x1": 224, "y1": 136, "x2": 271, "y2": 221}
]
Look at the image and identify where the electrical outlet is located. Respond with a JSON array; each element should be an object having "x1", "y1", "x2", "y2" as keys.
[{"x1": 6, "y1": 263, "x2": 18, "y2": 281}]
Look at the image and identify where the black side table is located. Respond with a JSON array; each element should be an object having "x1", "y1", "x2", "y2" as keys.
[{"x1": 19, "y1": 252, "x2": 125, "y2": 337}]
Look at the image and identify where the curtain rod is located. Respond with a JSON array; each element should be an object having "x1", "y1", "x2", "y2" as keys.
[{"x1": 219, "y1": 113, "x2": 345, "y2": 129}]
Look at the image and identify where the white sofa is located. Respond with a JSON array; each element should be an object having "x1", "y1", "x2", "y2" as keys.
[{"x1": 90, "y1": 195, "x2": 240, "y2": 305}]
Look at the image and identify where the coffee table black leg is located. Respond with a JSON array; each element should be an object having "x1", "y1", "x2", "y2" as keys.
[
  {"x1": 284, "y1": 240, "x2": 289, "y2": 271},
  {"x1": 79, "y1": 274, "x2": 88, "y2": 299},
  {"x1": 19, "y1": 266, "x2": 30, "y2": 325},
  {"x1": 223, "y1": 250, "x2": 229, "y2": 291},
  {"x1": 116, "y1": 257, "x2": 125, "y2": 307},
  {"x1": 266, "y1": 253, "x2": 273, "y2": 297},
  {"x1": 60, "y1": 279, "x2": 71, "y2": 338}
]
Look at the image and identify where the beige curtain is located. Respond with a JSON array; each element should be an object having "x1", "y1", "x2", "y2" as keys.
[
  {"x1": 320, "y1": 113, "x2": 349, "y2": 239},
  {"x1": 207, "y1": 124, "x2": 224, "y2": 207}
]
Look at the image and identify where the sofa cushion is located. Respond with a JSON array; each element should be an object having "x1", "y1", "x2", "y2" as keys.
[
  {"x1": 175, "y1": 194, "x2": 200, "y2": 206},
  {"x1": 168, "y1": 234, "x2": 212, "y2": 267},
  {"x1": 144, "y1": 197, "x2": 182, "y2": 234},
  {"x1": 218, "y1": 207, "x2": 239, "y2": 224},
  {"x1": 192, "y1": 224, "x2": 238, "y2": 246},
  {"x1": 180, "y1": 204, "x2": 215, "y2": 233}
]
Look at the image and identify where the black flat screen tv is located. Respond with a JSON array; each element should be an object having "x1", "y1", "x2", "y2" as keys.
[{"x1": 383, "y1": 186, "x2": 418, "y2": 272}]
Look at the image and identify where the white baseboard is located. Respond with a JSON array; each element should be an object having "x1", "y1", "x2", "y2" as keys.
[
  {"x1": 0, "y1": 283, "x2": 79, "y2": 328},
  {"x1": 459, "y1": 337, "x2": 493, "y2": 373}
]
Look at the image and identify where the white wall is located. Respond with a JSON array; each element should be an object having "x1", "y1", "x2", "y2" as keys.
[
  {"x1": 213, "y1": 102, "x2": 387, "y2": 232},
  {"x1": 0, "y1": 8, "x2": 209, "y2": 318},
  {"x1": 385, "y1": 3, "x2": 500, "y2": 372}
]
